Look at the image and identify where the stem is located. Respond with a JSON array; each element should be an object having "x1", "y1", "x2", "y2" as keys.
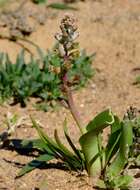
[{"x1": 63, "y1": 80, "x2": 86, "y2": 135}]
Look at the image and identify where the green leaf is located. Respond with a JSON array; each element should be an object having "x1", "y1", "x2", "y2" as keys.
[
  {"x1": 10, "y1": 139, "x2": 49, "y2": 152},
  {"x1": 96, "y1": 179, "x2": 106, "y2": 189},
  {"x1": 47, "y1": 3, "x2": 78, "y2": 10},
  {"x1": 135, "y1": 76, "x2": 140, "y2": 85},
  {"x1": 135, "y1": 155, "x2": 140, "y2": 166},
  {"x1": 15, "y1": 50, "x2": 25, "y2": 74},
  {"x1": 51, "y1": 55, "x2": 61, "y2": 67},
  {"x1": 0, "y1": 0, "x2": 9, "y2": 6},
  {"x1": 54, "y1": 129, "x2": 83, "y2": 170},
  {"x1": 54, "y1": 129, "x2": 75, "y2": 158},
  {"x1": 88, "y1": 149, "x2": 105, "y2": 171},
  {"x1": 5, "y1": 54, "x2": 13, "y2": 74},
  {"x1": 105, "y1": 116, "x2": 121, "y2": 165},
  {"x1": 86, "y1": 109, "x2": 114, "y2": 132},
  {"x1": 18, "y1": 154, "x2": 54, "y2": 177},
  {"x1": 79, "y1": 109, "x2": 115, "y2": 176},
  {"x1": 31, "y1": 116, "x2": 67, "y2": 162},
  {"x1": 107, "y1": 121, "x2": 133, "y2": 177},
  {"x1": 31, "y1": 117, "x2": 80, "y2": 169},
  {"x1": 21, "y1": 139, "x2": 46, "y2": 150},
  {"x1": 31, "y1": 117, "x2": 59, "y2": 151},
  {"x1": 0, "y1": 44, "x2": 94, "y2": 109},
  {"x1": 79, "y1": 130, "x2": 101, "y2": 176},
  {"x1": 33, "y1": 0, "x2": 47, "y2": 4},
  {"x1": 63, "y1": 120, "x2": 84, "y2": 162},
  {"x1": 108, "y1": 175, "x2": 133, "y2": 189}
]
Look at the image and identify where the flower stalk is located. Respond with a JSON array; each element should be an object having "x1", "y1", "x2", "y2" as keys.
[{"x1": 55, "y1": 14, "x2": 85, "y2": 134}]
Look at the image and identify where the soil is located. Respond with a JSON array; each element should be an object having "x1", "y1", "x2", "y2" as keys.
[{"x1": 0, "y1": 0, "x2": 140, "y2": 189}]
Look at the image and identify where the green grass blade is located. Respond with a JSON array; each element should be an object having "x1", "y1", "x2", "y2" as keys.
[
  {"x1": 47, "y1": 3, "x2": 78, "y2": 10},
  {"x1": 31, "y1": 116, "x2": 59, "y2": 149},
  {"x1": 31, "y1": 116, "x2": 64, "y2": 159},
  {"x1": 63, "y1": 122, "x2": 84, "y2": 162},
  {"x1": 105, "y1": 132, "x2": 121, "y2": 166},
  {"x1": 54, "y1": 129, "x2": 83, "y2": 170},
  {"x1": 5, "y1": 54, "x2": 13, "y2": 74},
  {"x1": 31, "y1": 117, "x2": 82, "y2": 169},
  {"x1": 33, "y1": 0, "x2": 47, "y2": 4},
  {"x1": 16, "y1": 50, "x2": 25, "y2": 74},
  {"x1": 54, "y1": 129, "x2": 75, "y2": 157},
  {"x1": 105, "y1": 116, "x2": 121, "y2": 165}
]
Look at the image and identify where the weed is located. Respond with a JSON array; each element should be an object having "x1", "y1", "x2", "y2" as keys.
[
  {"x1": 13, "y1": 107, "x2": 139, "y2": 189},
  {"x1": 47, "y1": 3, "x2": 78, "y2": 10},
  {"x1": 5, "y1": 15, "x2": 139, "y2": 189},
  {"x1": 134, "y1": 75, "x2": 140, "y2": 85},
  {"x1": 32, "y1": 0, "x2": 78, "y2": 10},
  {"x1": 33, "y1": 0, "x2": 47, "y2": 3},
  {"x1": 0, "y1": 31, "x2": 94, "y2": 108}
]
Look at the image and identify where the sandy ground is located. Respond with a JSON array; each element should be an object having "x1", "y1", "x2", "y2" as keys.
[{"x1": 0, "y1": 0, "x2": 140, "y2": 189}]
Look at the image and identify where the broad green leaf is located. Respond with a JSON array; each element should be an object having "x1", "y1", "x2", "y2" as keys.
[
  {"x1": 88, "y1": 149, "x2": 104, "y2": 170},
  {"x1": 47, "y1": 3, "x2": 78, "y2": 10},
  {"x1": 18, "y1": 154, "x2": 54, "y2": 177},
  {"x1": 79, "y1": 130, "x2": 101, "y2": 176},
  {"x1": 108, "y1": 175, "x2": 133, "y2": 189},
  {"x1": 80, "y1": 110, "x2": 115, "y2": 176},
  {"x1": 107, "y1": 121, "x2": 133, "y2": 177},
  {"x1": 86, "y1": 109, "x2": 114, "y2": 132}
]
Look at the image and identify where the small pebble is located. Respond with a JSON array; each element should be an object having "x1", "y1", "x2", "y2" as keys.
[{"x1": 80, "y1": 104, "x2": 84, "y2": 108}]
